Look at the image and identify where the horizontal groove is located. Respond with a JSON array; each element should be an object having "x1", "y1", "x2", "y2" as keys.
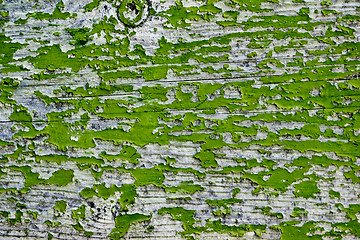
[{"x1": 0, "y1": 104, "x2": 359, "y2": 124}]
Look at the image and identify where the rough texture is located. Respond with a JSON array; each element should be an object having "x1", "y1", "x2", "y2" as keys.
[{"x1": 0, "y1": 0, "x2": 360, "y2": 239}]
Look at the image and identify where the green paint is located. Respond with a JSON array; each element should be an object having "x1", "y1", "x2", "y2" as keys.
[
  {"x1": 54, "y1": 200, "x2": 67, "y2": 212},
  {"x1": 131, "y1": 167, "x2": 164, "y2": 187},
  {"x1": 294, "y1": 181, "x2": 320, "y2": 199},
  {"x1": 47, "y1": 169, "x2": 74, "y2": 186},
  {"x1": 118, "y1": 184, "x2": 137, "y2": 212},
  {"x1": 206, "y1": 198, "x2": 243, "y2": 216},
  {"x1": 291, "y1": 207, "x2": 308, "y2": 218},
  {"x1": 158, "y1": 207, "x2": 196, "y2": 232},
  {"x1": 27, "y1": 1, "x2": 76, "y2": 20},
  {"x1": 256, "y1": 206, "x2": 283, "y2": 219},
  {"x1": 117, "y1": 0, "x2": 147, "y2": 27},
  {"x1": 100, "y1": 145, "x2": 141, "y2": 164},
  {"x1": 8, "y1": 166, "x2": 73, "y2": 190},
  {"x1": 109, "y1": 213, "x2": 151, "y2": 239},
  {"x1": 165, "y1": 182, "x2": 204, "y2": 194},
  {"x1": 280, "y1": 221, "x2": 321, "y2": 240},
  {"x1": 45, "y1": 220, "x2": 61, "y2": 228},
  {"x1": 84, "y1": 0, "x2": 101, "y2": 12},
  {"x1": 8, "y1": 210, "x2": 23, "y2": 224},
  {"x1": 1, "y1": 0, "x2": 360, "y2": 239},
  {"x1": 194, "y1": 150, "x2": 218, "y2": 168},
  {"x1": 80, "y1": 183, "x2": 120, "y2": 200},
  {"x1": 72, "y1": 204, "x2": 86, "y2": 220},
  {"x1": 329, "y1": 189, "x2": 340, "y2": 199},
  {"x1": 66, "y1": 28, "x2": 91, "y2": 46}
]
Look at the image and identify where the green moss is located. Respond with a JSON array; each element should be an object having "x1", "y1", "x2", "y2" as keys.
[
  {"x1": 157, "y1": 1, "x2": 202, "y2": 29},
  {"x1": 99, "y1": 70, "x2": 139, "y2": 81},
  {"x1": 204, "y1": 219, "x2": 266, "y2": 238},
  {"x1": 0, "y1": 11, "x2": 9, "y2": 17},
  {"x1": 165, "y1": 157, "x2": 176, "y2": 165},
  {"x1": 0, "y1": 78, "x2": 19, "y2": 104},
  {"x1": 9, "y1": 166, "x2": 42, "y2": 189},
  {"x1": 339, "y1": 15, "x2": 360, "y2": 22},
  {"x1": 85, "y1": 231, "x2": 94, "y2": 237},
  {"x1": 16, "y1": 203, "x2": 26, "y2": 209},
  {"x1": 146, "y1": 225, "x2": 154, "y2": 232},
  {"x1": 47, "y1": 233, "x2": 53, "y2": 240},
  {"x1": 332, "y1": 220, "x2": 360, "y2": 238},
  {"x1": 322, "y1": 10, "x2": 339, "y2": 16},
  {"x1": 79, "y1": 187, "x2": 96, "y2": 199},
  {"x1": 14, "y1": 18, "x2": 27, "y2": 24},
  {"x1": 232, "y1": 188, "x2": 240, "y2": 198}
]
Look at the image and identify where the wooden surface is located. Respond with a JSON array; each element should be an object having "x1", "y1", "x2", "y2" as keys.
[{"x1": 0, "y1": 0, "x2": 360, "y2": 239}]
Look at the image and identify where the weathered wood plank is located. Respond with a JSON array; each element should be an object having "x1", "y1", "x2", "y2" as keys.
[{"x1": 1, "y1": 0, "x2": 360, "y2": 239}]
